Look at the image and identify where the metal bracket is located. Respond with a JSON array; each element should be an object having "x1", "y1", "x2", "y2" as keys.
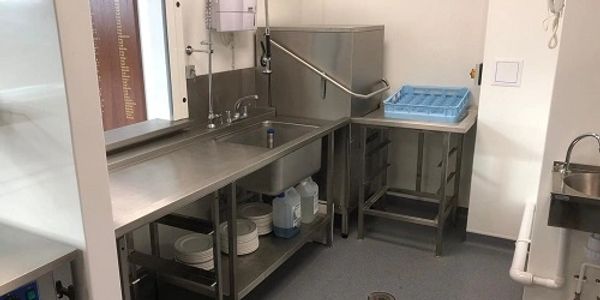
[
  {"x1": 185, "y1": 65, "x2": 196, "y2": 79},
  {"x1": 185, "y1": 45, "x2": 211, "y2": 55}
]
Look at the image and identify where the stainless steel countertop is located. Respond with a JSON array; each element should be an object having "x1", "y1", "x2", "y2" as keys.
[
  {"x1": 110, "y1": 114, "x2": 348, "y2": 237},
  {"x1": 0, "y1": 224, "x2": 78, "y2": 295},
  {"x1": 351, "y1": 108, "x2": 477, "y2": 134}
]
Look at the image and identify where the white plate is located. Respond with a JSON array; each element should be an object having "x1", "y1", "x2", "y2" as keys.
[
  {"x1": 220, "y1": 219, "x2": 258, "y2": 243},
  {"x1": 174, "y1": 234, "x2": 213, "y2": 263},
  {"x1": 257, "y1": 227, "x2": 272, "y2": 236},
  {"x1": 176, "y1": 251, "x2": 213, "y2": 264},
  {"x1": 238, "y1": 202, "x2": 272, "y2": 220},
  {"x1": 222, "y1": 238, "x2": 259, "y2": 255}
]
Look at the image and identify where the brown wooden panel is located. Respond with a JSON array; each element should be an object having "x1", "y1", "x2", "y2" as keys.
[{"x1": 91, "y1": 0, "x2": 147, "y2": 130}]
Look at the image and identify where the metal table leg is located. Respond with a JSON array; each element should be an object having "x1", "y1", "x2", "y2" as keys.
[
  {"x1": 357, "y1": 125, "x2": 367, "y2": 239},
  {"x1": 149, "y1": 223, "x2": 160, "y2": 257},
  {"x1": 227, "y1": 183, "x2": 238, "y2": 300},
  {"x1": 452, "y1": 135, "x2": 465, "y2": 225},
  {"x1": 327, "y1": 132, "x2": 335, "y2": 246},
  {"x1": 435, "y1": 133, "x2": 451, "y2": 256},
  {"x1": 416, "y1": 131, "x2": 425, "y2": 192},
  {"x1": 341, "y1": 125, "x2": 351, "y2": 239},
  {"x1": 148, "y1": 222, "x2": 160, "y2": 296},
  {"x1": 382, "y1": 129, "x2": 390, "y2": 188},
  {"x1": 212, "y1": 191, "x2": 223, "y2": 300},
  {"x1": 117, "y1": 234, "x2": 136, "y2": 300}
]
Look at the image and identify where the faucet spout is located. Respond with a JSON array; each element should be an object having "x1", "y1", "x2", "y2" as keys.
[
  {"x1": 564, "y1": 133, "x2": 600, "y2": 173},
  {"x1": 234, "y1": 95, "x2": 259, "y2": 117}
]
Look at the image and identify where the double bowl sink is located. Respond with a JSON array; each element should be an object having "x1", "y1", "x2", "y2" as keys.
[
  {"x1": 215, "y1": 120, "x2": 322, "y2": 195},
  {"x1": 549, "y1": 162, "x2": 600, "y2": 233}
]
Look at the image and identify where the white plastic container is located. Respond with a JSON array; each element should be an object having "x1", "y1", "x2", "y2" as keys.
[
  {"x1": 296, "y1": 177, "x2": 319, "y2": 224},
  {"x1": 272, "y1": 187, "x2": 301, "y2": 238}
]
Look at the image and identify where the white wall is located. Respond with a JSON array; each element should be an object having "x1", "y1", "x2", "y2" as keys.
[
  {"x1": 466, "y1": 0, "x2": 561, "y2": 239},
  {"x1": 525, "y1": 1, "x2": 600, "y2": 299}
]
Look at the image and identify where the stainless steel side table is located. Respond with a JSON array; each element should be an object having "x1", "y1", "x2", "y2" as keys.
[{"x1": 352, "y1": 108, "x2": 477, "y2": 256}]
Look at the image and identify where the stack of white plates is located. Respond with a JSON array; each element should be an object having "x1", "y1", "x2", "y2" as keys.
[
  {"x1": 174, "y1": 233, "x2": 214, "y2": 271},
  {"x1": 220, "y1": 219, "x2": 259, "y2": 255},
  {"x1": 238, "y1": 202, "x2": 273, "y2": 236}
]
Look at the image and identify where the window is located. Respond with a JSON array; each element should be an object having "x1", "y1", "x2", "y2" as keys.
[{"x1": 90, "y1": 0, "x2": 187, "y2": 131}]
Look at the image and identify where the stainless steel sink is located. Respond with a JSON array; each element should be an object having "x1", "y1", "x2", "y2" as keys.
[
  {"x1": 563, "y1": 172, "x2": 600, "y2": 198},
  {"x1": 217, "y1": 120, "x2": 322, "y2": 195},
  {"x1": 549, "y1": 162, "x2": 600, "y2": 233},
  {"x1": 219, "y1": 120, "x2": 318, "y2": 148}
]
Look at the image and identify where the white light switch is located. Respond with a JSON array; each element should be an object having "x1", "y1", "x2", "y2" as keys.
[{"x1": 493, "y1": 60, "x2": 523, "y2": 87}]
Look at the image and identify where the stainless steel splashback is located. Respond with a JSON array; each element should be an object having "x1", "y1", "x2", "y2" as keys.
[{"x1": 255, "y1": 25, "x2": 385, "y2": 119}]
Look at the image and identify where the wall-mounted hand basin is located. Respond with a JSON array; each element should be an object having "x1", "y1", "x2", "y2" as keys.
[
  {"x1": 563, "y1": 172, "x2": 600, "y2": 198},
  {"x1": 549, "y1": 162, "x2": 600, "y2": 233},
  {"x1": 217, "y1": 120, "x2": 322, "y2": 195}
]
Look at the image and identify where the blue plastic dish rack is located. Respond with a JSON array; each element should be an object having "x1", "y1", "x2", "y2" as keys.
[{"x1": 383, "y1": 85, "x2": 470, "y2": 123}]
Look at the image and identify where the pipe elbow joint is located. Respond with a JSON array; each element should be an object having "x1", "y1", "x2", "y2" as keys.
[
  {"x1": 509, "y1": 268, "x2": 533, "y2": 285},
  {"x1": 545, "y1": 276, "x2": 565, "y2": 289}
]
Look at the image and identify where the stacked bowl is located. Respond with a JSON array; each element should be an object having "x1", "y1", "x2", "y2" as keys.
[
  {"x1": 238, "y1": 202, "x2": 273, "y2": 236},
  {"x1": 220, "y1": 219, "x2": 259, "y2": 255},
  {"x1": 174, "y1": 233, "x2": 214, "y2": 270}
]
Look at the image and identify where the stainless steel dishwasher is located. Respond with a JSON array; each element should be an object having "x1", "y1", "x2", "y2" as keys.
[{"x1": 255, "y1": 25, "x2": 386, "y2": 237}]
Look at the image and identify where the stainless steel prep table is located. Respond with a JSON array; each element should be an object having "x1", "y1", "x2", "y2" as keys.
[
  {"x1": 109, "y1": 114, "x2": 348, "y2": 300},
  {"x1": 352, "y1": 108, "x2": 477, "y2": 256},
  {"x1": 0, "y1": 224, "x2": 79, "y2": 295}
]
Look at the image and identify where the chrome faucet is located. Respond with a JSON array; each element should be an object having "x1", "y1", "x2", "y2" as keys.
[
  {"x1": 208, "y1": 112, "x2": 224, "y2": 129},
  {"x1": 225, "y1": 95, "x2": 259, "y2": 124},
  {"x1": 563, "y1": 133, "x2": 600, "y2": 173}
]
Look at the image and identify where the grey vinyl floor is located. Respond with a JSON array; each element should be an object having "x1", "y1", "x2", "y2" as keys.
[{"x1": 156, "y1": 209, "x2": 523, "y2": 300}]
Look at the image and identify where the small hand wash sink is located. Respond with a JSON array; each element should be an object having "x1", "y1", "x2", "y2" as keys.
[
  {"x1": 549, "y1": 162, "x2": 600, "y2": 233},
  {"x1": 563, "y1": 172, "x2": 600, "y2": 198},
  {"x1": 217, "y1": 120, "x2": 322, "y2": 195}
]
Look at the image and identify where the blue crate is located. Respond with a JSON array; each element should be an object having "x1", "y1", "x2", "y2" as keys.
[{"x1": 383, "y1": 85, "x2": 470, "y2": 123}]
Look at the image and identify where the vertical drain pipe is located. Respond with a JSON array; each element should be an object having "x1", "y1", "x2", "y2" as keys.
[{"x1": 509, "y1": 202, "x2": 567, "y2": 289}]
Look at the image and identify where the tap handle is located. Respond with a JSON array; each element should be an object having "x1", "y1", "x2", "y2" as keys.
[
  {"x1": 260, "y1": 41, "x2": 268, "y2": 67},
  {"x1": 225, "y1": 110, "x2": 232, "y2": 123}
]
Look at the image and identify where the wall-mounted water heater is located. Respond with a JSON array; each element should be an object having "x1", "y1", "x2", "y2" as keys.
[{"x1": 212, "y1": 0, "x2": 257, "y2": 32}]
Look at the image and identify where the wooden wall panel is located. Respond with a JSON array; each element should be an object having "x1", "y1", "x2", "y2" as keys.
[{"x1": 90, "y1": 0, "x2": 147, "y2": 130}]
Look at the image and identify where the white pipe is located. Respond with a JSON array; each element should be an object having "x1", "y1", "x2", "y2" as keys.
[
  {"x1": 509, "y1": 202, "x2": 567, "y2": 289},
  {"x1": 575, "y1": 263, "x2": 600, "y2": 296}
]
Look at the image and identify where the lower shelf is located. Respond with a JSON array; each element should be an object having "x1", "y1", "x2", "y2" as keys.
[{"x1": 221, "y1": 213, "x2": 330, "y2": 299}]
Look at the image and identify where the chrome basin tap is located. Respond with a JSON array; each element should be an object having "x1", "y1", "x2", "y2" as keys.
[
  {"x1": 563, "y1": 133, "x2": 600, "y2": 173},
  {"x1": 226, "y1": 95, "x2": 259, "y2": 124}
]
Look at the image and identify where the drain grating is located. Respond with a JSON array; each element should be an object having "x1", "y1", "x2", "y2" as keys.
[{"x1": 368, "y1": 292, "x2": 396, "y2": 300}]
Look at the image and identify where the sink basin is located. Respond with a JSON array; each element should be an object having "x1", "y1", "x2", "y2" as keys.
[
  {"x1": 218, "y1": 120, "x2": 318, "y2": 148},
  {"x1": 549, "y1": 162, "x2": 600, "y2": 233},
  {"x1": 563, "y1": 172, "x2": 600, "y2": 198},
  {"x1": 217, "y1": 120, "x2": 322, "y2": 195}
]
